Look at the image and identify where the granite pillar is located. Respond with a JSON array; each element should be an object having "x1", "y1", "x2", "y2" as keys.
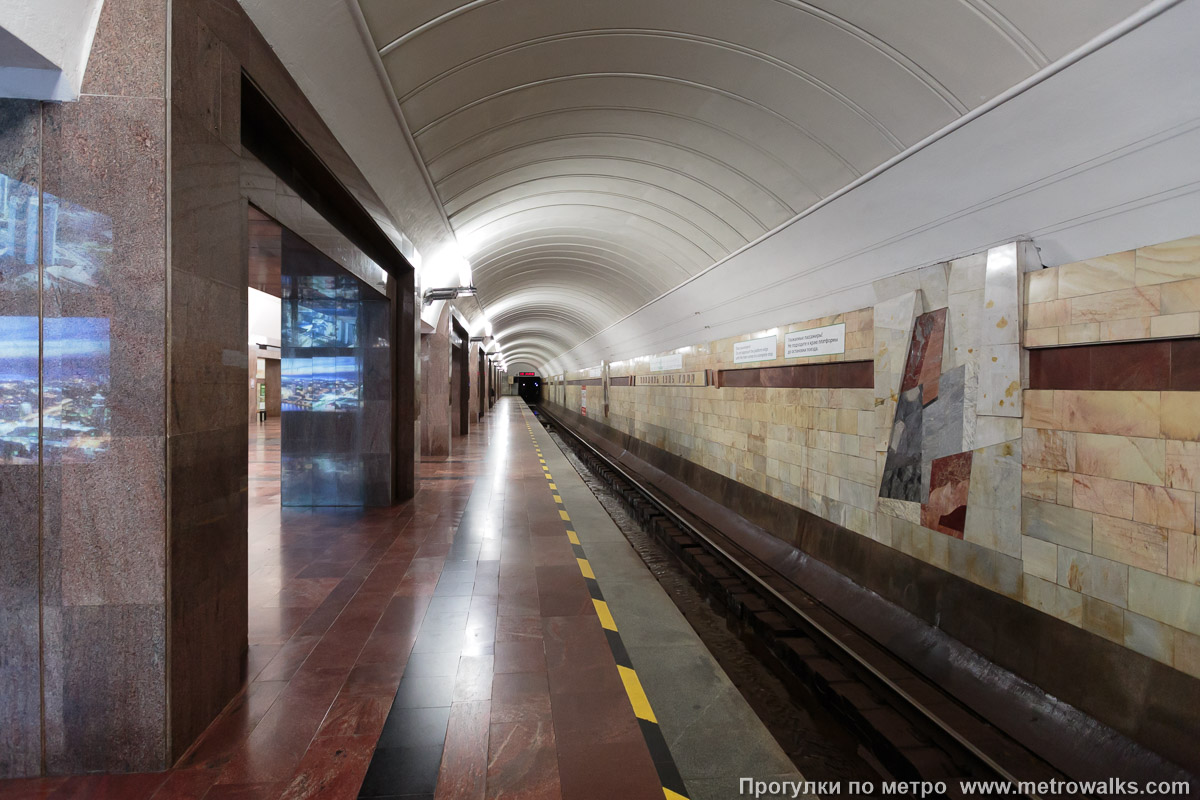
[
  {"x1": 0, "y1": 0, "x2": 172, "y2": 777},
  {"x1": 451, "y1": 317, "x2": 469, "y2": 437},
  {"x1": 0, "y1": 0, "x2": 422, "y2": 775},
  {"x1": 391, "y1": 268, "x2": 418, "y2": 500},
  {"x1": 0, "y1": 99, "x2": 45, "y2": 781},
  {"x1": 421, "y1": 304, "x2": 452, "y2": 456}
]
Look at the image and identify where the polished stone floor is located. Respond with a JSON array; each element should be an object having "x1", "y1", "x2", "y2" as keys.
[{"x1": 0, "y1": 399, "x2": 796, "y2": 800}]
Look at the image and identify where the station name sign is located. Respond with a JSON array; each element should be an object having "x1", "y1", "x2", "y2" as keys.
[
  {"x1": 784, "y1": 323, "x2": 846, "y2": 358},
  {"x1": 633, "y1": 370, "x2": 711, "y2": 387}
]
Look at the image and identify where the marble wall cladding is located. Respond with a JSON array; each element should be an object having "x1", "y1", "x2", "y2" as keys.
[
  {"x1": 0, "y1": 0, "x2": 174, "y2": 776},
  {"x1": 1024, "y1": 233, "x2": 1200, "y2": 348},
  {"x1": 874, "y1": 245, "x2": 1025, "y2": 556},
  {"x1": 40, "y1": 77, "x2": 169, "y2": 778},
  {"x1": 582, "y1": 307, "x2": 877, "y2": 537},
  {"x1": 873, "y1": 290, "x2": 921, "y2": 452},
  {"x1": 0, "y1": 99, "x2": 44, "y2": 780},
  {"x1": 0, "y1": 0, "x2": 422, "y2": 777},
  {"x1": 977, "y1": 243, "x2": 1023, "y2": 417},
  {"x1": 421, "y1": 304, "x2": 452, "y2": 457},
  {"x1": 169, "y1": 0, "x2": 249, "y2": 761},
  {"x1": 241, "y1": 154, "x2": 389, "y2": 297},
  {"x1": 550, "y1": 236, "x2": 1200, "y2": 689},
  {"x1": 1022, "y1": 371, "x2": 1200, "y2": 676}
]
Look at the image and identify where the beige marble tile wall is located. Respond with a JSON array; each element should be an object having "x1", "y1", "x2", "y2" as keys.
[
  {"x1": 550, "y1": 236, "x2": 1200, "y2": 681},
  {"x1": 1018, "y1": 233, "x2": 1200, "y2": 679},
  {"x1": 1022, "y1": 391, "x2": 1200, "y2": 677},
  {"x1": 563, "y1": 309, "x2": 877, "y2": 535},
  {"x1": 1025, "y1": 236, "x2": 1200, "y2": 346}
]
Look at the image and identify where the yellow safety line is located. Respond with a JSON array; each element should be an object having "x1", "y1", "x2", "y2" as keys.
[
  {"x1": 618, "y1": 666, "x2": 657, "y2": 723},
  {"x1": 528, "y1": 413, "x2": 686, "y2": 799},
  {"x1": 593, "y1": 599, "x2": 617, "y2": 631}
]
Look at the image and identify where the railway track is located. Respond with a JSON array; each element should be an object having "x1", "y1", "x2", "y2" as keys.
[{"x1": 534, "y1": 404, "x2": 1074, "y2": 800}]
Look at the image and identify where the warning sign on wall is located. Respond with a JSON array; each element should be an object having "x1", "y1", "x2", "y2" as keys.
[{"x1": 581, "y1": 386, "x2": 587, "y2": 417}]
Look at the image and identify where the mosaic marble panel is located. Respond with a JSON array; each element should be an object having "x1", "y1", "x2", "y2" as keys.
[
  {"x1": 922, "y1": 451, "x2": 973, "y2": 537},
  {"x1": 879, "y1": 307, "x2": 996, "y2": 539},
  {"x1": 880, "y1": 385, "x2": 924, "y2": 502},
  {"x1": 899, "y1": 308, "x2": 947, "y2": 397},
  {"x1": 923, "y1": 364, "x2": 966, "y2": 463}
]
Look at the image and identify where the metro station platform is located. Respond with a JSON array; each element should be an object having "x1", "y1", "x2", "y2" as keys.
[{"x1": 0, "y1": 398, "x2": 794, "y2": 800}]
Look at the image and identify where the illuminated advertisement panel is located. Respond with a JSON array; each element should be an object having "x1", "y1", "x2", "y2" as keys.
[{"x1": 0, "y1": 172, "x2": 112, "y2": 464}]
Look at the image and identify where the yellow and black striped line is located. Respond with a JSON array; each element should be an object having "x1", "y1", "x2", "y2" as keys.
[{"x1": 525, "y1": 417, "x2": 690, "y2": 800}]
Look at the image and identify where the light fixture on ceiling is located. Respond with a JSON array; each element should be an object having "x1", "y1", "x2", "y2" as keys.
[
  {"x1": 422, "y1": 285, "x2": 476, "y2": 305},
  {"x1": 420, "y1": 242, "x2": 475, "y2": 306}
]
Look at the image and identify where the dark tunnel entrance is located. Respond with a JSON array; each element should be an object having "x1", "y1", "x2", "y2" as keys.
[{"x1": 516, "y1": 375, "x2": 542, "y2": 403}]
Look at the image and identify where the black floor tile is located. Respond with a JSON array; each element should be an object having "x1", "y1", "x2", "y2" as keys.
[
  {"x1": 424, "y1": 595, "x2": 473, "y2": 614},
  {"x1": 411, "y1": 628, "x2": 470, "y2": 654},
  {"x1": 358, "y1": 744, "x2": 443, "y2": 797},
  {"x1": 391, "y1": 674, "x2": 456, "y2": 708},
  {"x1": 378, "y1": 705, "x2": 451, "y2": 749},
  {"x1": 401, "y1": 651, "x2": 462, "y2": 677}
]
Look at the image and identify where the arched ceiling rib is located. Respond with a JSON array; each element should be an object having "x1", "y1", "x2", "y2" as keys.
[{"x1": 357, "y1": 0, "x2": 1150, "y2": 369}]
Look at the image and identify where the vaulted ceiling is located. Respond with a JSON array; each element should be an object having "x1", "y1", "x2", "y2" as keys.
[{"x1": 350, "y1": 0, "x2": 1150, "y2": 369}]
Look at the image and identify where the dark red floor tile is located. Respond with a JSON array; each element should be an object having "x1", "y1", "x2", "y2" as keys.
[
  {"x1": 493, "y1": 641, "x2": 547, "y2": 674},
  {"x1": 453, "y1": 656, "x2": 495, "y2": 703},
  {"x1": 150, "y1": 768, "x2": 221, "y2": 799},
  {"x1": 375, "y1": 596, "x2": 432, "y2": 636},
  {"x1": 549, "y1": 691, "x2": 644, "y2": 749},
  {"x1": 28, "y1": 773, "x2": 167, "y2": 800},
  {"x1": 485, "y1": 722, "x2": 561, "y2": 800},
  {"x1": 247, "y1": 606, "x2": 314, "y2": 646},
  {"x1": 495, "y1": 616, "x2": 543, "y2": 643},
  {"x1": 200, "y1": 783, "x2": 285, "y2": 799},
  {"x1": 277, "y1": 734, "x2": 375, "y2": 800},
  {"x1": 434, "y1": 702, "x2": 490, "y2": 800},
  {"x1": 497, "y1": 594, "x2": 540, "y2": 617},
  {"x1": 342, "y1": 662, "x2": 406, "y2": 696},
  {"x1": 556, "y1": 739, "x2": 663, "y2": 800},
  {"x1": 490, "y1": 672, "x2": 552, "y2": 723},
  {"x1": 177, "y1": 681, "x2": 289, "y2": 771},
  {"x1": 542, "y1": 617, "x2": 623, "y2": 697},
  {"x1": 314, "y1": 692, "x2": 391, "y2": 740}
]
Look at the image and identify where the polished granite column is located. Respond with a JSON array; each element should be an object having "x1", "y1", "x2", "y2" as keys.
[
  {"x1": 168, "y1": 0, "x2": 252, "y2": 764},
  {"x1": 0, "y1": 99, "x2": 44, "y2": 781},
  {"x1": 421, "y1": 305, "x2": 452, "y2": 457},
  {"x1": 450, "y1": 319, "x2": 467, "y2": 439},
  {"x1": 1, "y1": 0, "x2": 207, "y2": 776}
]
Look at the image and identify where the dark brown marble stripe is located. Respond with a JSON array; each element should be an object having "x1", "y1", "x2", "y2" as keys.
[
  {"x1": 1028, "y1": 339, "x2": 1200, "y2": 391},
  {"x1": 718, "y1": 359, "x2": 873, "y2": 389}
]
